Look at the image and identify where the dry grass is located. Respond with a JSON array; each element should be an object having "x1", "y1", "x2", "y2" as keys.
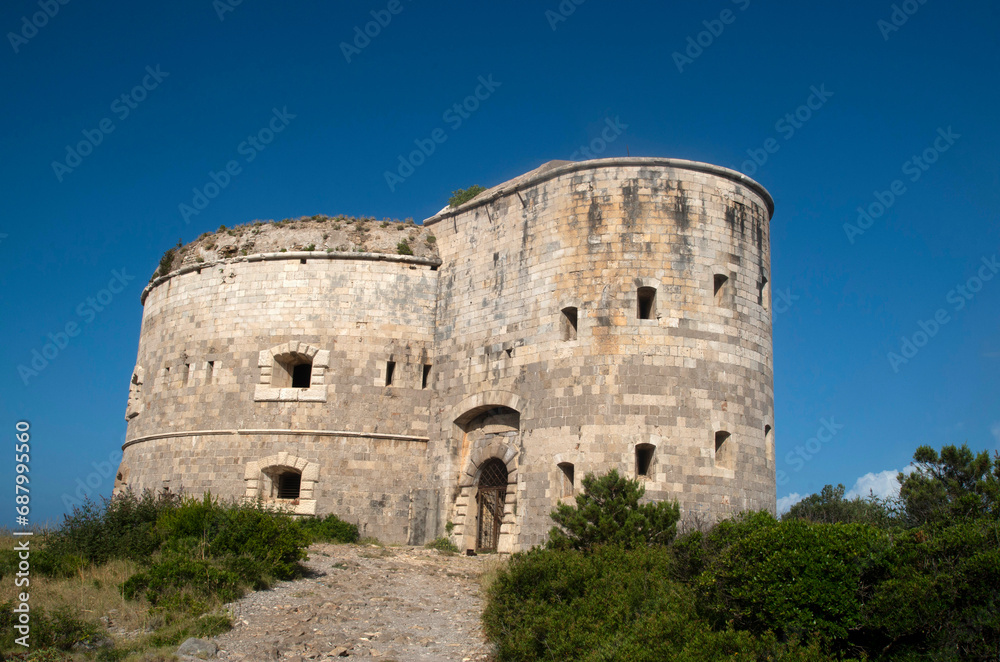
[{"x1": 477, "y1": 555, "x2": 508, "y2": 597}]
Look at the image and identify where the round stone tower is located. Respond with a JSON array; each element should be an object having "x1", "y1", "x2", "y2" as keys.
[{"x1": 118, "y1": 157, "x2": 775, "y2": 552}]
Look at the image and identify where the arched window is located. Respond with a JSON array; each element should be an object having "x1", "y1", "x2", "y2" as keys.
[
  {"x1": 561, "y1": 307, "x2": 578, "y2": 341},
  {"x1": 714, "y1": 274, "x2": 729, "y2": 306},
  {"x1": 758, "y1": 277, "x2": 769, "y2": 310},
  {"x1": 275, "y1": 470, "x2": 301, "y2": 499},
  {"x1": 557, "y1": 462, "x2": 575, "y2": 498},
  {"x1": 637, "y1": 287, "x2": 656, "y2": 320},
  {"x1": 715, "y1": 431, "x2": 733, "y2": 470},
  {"x1": 273, "y1": 353, "x2": 312, "y2": 388},
  {"x1": 635, "y1": 443, "x2": 655, "y2": 477}
]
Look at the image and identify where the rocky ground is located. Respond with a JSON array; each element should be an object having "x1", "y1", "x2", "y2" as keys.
[{"x1": 209, "y1": 543, "x2": 494, "y2": 661}]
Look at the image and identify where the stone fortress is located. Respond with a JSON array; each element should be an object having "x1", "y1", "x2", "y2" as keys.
[{"x1": 116, "y1": 157, "x2": 776, "y2": 553}]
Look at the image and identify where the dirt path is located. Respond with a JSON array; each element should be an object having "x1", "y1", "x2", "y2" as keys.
[{"x1": 212, "y1": 543, "x2": 494, "y2": 661}]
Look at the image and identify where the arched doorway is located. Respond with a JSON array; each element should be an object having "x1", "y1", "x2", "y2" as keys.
[{"x1": 476, "y1": 458, "x2": 508, "y2": 552}]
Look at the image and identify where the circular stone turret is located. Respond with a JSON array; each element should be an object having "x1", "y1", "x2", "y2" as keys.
[{"x1": 117, "y1": 159, "x2": 775, "y2": 551}]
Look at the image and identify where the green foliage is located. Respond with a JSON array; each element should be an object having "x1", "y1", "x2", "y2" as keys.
[
  {"x1": 860, "y1": 518, "x2": 1000, "y2": 659},
  {"x1": 396, "y1": 240, "x2": 413, "y2": 255},
  {"x1": 304, "y1": 243, "x2": 316, "y2": 251},
  {"x1": 547, "y1": 470, "x2": 680, "y2": 551},
  {"x1": 0, "y1": 602, "x2": 103, "y2": 652},
  {"x1": 483, "y1": 545, "x2": 832, "y2": 662},
  {"x1": 784, "y1": 483, "x2": 898, "y2": 527},
  {"x1": 448, "y1": 185, "x2": 486, "y2": 207},
  {"x1": 694, "y1": 512, "x2": 886, "y2": 645},
  {"x1": 898, "y1": 443, "x2": 1000, "y2": 526},
  {"x1": 157, "y1": 247, "x2": 176, "y2": 277},
  {"x1": 45, "y1": 490, "x2": 173, "y2": 566},
  {"x1": 424, "y1": 537, "x2": 459, "y2": 553},
  {"x1": 295, "y1": 513, "x2": 360, "y2": 544}
]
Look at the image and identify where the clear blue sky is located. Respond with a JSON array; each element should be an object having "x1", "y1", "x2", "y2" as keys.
[{"x1": 2, "y1": 0, "x2": 998, "y2": 525}]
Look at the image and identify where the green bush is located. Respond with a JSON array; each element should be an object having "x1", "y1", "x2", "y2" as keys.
[
  {"x1": 396, "y1": 240, "x2": 413, "y2": 255},
  {"x1": 694, "y1": 512, "x2": 887, "y2": 645},
  {"x1": 45, "y1": 490, "x2": 172, "y2": 566},
  {"x1": 784, "y1": 483, "x2": 898, "y2": 527},
  {"x1": 548, "y1": 470, "x2": 680, "y2": 551},
  {"x1": 296, "y1": 513, "x2": 359, "y2": 544},
  {"x1": 0, "y1": 601, "x2": 104, "y2": 652},
  {"x1": 483, "y1": 545, "x2": 831, "y2": 662},
  {"x1": 448, "y1": 185, "x2": 486, "y2": 207},
  {"x1": 424, "y1": 537, "x2": 459, "y2": 553},
  {"x1": 122, "y1": 554, "x2": 242, "y2": 607}
]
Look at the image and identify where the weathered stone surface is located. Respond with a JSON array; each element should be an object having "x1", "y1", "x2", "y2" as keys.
[
  {"x1": 117, "y1": 157, "x2": 776, "y2": 551},
  {"x1": 177, "y1": 637, "x2": 218, "y2": 658}
]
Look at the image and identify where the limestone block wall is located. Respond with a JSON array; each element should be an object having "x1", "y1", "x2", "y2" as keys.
[
  {"x1": 119, "y1": 252, "x2": 440, "y2": 541},
  {"x1": 426, "y1": 158, "x2": 774, "y2": 550},
  {"x1": 118, "y1": 158, "x2": 775, "y2": 550}
]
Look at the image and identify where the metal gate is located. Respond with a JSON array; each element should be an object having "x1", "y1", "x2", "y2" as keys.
[{"x1": 476, "y1": 458, "x2": 508, "y2": 552}]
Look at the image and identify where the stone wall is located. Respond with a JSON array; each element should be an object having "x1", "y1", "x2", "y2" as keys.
[{"x1": 119, "y1": 158, "x2": 775, "y2": 550}]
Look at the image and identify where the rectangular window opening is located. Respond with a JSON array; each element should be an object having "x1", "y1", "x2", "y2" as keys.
[
  {"x1": 636, "y1": 445, "x2": 654, "y2": 477},
  {"x1": 715, "y1": 431, "x2": 732, "y2": 469},
  {"x1": 299, "y1": 258, "x2": 307, "y2": 265},
  {"x1": 292, "y1": 363, "x2": 312, "y2": 388},
  {"x1": 207, "y1": 361, "x2": 215, "y2": 384},
  {"x1": 558, "y1": 462, "x2": 575, "y2": 498},
  {"x1": 561, "y1": 307, "x2": 578, "y2": 341},
  {"x1": 422, "y1": 364, "x2": 432, "y2": 389},
  {"x1": 714, "y1": 274, "x2": 728, "y2": 305},
  {"x1": 759, "y1": 277, "x2": 770, "y2": 311},
  {"x1": 385, "y1": 360, "x2": 396, "y2": 387},
  {"x1": 637, "y1": 287, "x2": 656, "y2": 320}
]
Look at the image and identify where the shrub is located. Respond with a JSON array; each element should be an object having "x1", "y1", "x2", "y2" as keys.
[
  {"x1": 296, "y1": 513, "x2": 359, "y2": 544},
  {"x1": 45, "y1": 490, "x2": 172, "y2": 566},
  {"x1": 449, "y1": 185, "x2": 486, "y2": 207},
  {"x1": 547, "y1": 470, "x2": 680, "y2": 551},
  {"x1": 694, "y1": 512, "x2": 887, "y2": 646},
  {"x1": 784, "y1": 483, "x2": 899, "y2": 527},
  {"x1": 396, "y1": 240, "x2": 413, "y2": 255},
  {"x1": 305, "y1": 244, "x2": 316, "y2": 251},
  {"x1": 425, "y1": 537, "x2": 459, "y2": 553},
  {"x1": 157, "y1": 248, "x2": 176, "y2": 277},
  {"x1": 0, "y1": 602, "x2": 104, "y2": 652}
]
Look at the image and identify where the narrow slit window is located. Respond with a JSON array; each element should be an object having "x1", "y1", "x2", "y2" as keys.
[
  {"x1": 637, "y1": 287, "x2": 656, "y2": 320},
  {"x1": 715, "y1": 431, "x2": 732, "y2": 469},
  {"x1": 561, "y1": 307, "x2": 578, "y2": 341},
  {"x1": 207, "y1": 361, "x2": 215, "y2": 384},
  {"x1": 184, "y1": 363, "x2": 193, "y2": 386},
  {"x1": 385, "y1": 360, "x2": 396, "y2": 386},
  {"x1": 759, "y1": 277, "x2": 770, "y2": 311},
  {"x1": 422, "y1": 364, "x2": 432, "y2": 389},
  {"x1": 558, "y1": 462, "x2": 575, "y2": 498},
  {"x1": 635, "y1": 444, "x2": 655, "y2": 477},
  {"x1": 292, "y1": 363, "x2": 312, "y2": 388},
  {"x1": 765, "y1": 425, "x2": 774, "y2": 465},
  {"x1": 714, "y1": 274, "x2": 728, "y2": 305}
]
